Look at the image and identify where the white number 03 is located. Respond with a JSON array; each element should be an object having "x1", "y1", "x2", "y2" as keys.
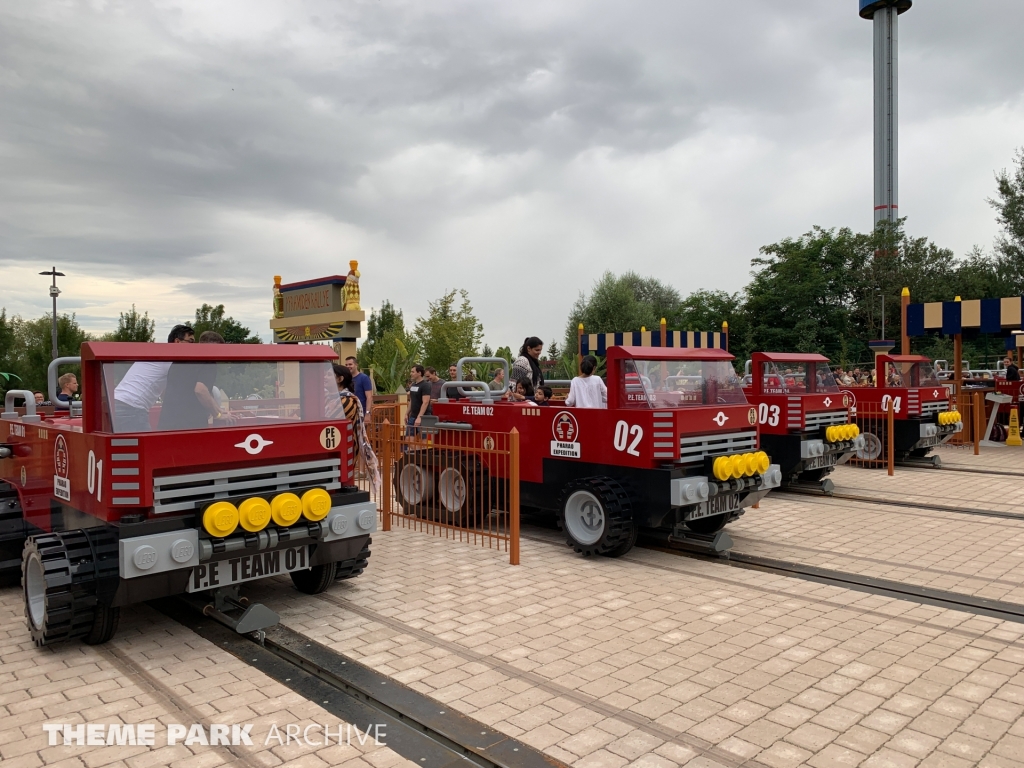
[{"x1": 613, "y1": 421, "x2": 643, "y2": 456}]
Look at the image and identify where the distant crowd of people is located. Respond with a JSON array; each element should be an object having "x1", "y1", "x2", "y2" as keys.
[{"x1": 404, "y1": 337, "x2": 609, "y2": 434}]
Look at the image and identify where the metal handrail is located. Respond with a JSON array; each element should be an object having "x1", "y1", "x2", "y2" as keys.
[{"x1": 2, "y1": 390, "x2": 41, "y2": 423}]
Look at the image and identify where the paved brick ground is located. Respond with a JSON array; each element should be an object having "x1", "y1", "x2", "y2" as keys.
[
  {"x1": 242, "y1": 521, "x2": 1024, "y2": 768},
  {"x1": 728, "y1": 464, "x2": 1024, "y2": 604},
  {"x1": 934, "y1": 445, "x2": 1024, "y2": 473},
  {"x1": 0, "y1": 587, "x2": 416, "y2": 768}
]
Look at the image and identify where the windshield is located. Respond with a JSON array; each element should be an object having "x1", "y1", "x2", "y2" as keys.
[
  {"x1": 100, "y1": 360, "x2": 343, "y2": 433},
  {"x1": 757, "y1": 361, "x2": 839, "y2": 394},
  {"x1": 885, "y1": 361, "x2": 941, "y2": 388},
  {"x1": 622, "y1": 358, "x2": 746, "y2": 408}
]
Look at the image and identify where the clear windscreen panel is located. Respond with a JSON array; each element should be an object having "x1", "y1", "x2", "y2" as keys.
[
  {"x1": 758, "y1": 361, "x2": 840, "y2": 394},
  {"x1": 100, "y1": 360, "x2": 342, "y2": 433},
  {"x1": 885, "y1": 361, "x2": 941, "y2": 388},
  {"x1": 622, "y1": 358, "x2": 747, "y2": 408}
]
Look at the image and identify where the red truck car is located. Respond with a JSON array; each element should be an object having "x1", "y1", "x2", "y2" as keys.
[
  {"x1": 401, "y1": 346, "x2": 782, "y2": 557},
  {"x1": 851, "y1": 354, "x2": 962, "y2": 463},
  {"x1": 0, "y1": 342, "x2": 375, "y2": 647},
  {"x1": 742, "y1": 353, "x2": 864, "y2": 491}
]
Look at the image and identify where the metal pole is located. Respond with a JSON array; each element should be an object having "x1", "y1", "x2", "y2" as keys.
[
  {"x1": 39, "y1": 267, "x2": 65, "y2": 361},
  {"x1": 881, "y1": 292, "x2": 885, "y2": 340},
  {"x1": 509, "y1": 427, "x2": 520, "y2": 565}
]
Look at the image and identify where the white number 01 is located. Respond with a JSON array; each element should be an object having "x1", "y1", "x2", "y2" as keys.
[
  {"x1": 87, "y1": 450, "x2": 103, "y2": 503},
  {"x1": 613, "y1": 421, "x2": 643, "y2": 456}
]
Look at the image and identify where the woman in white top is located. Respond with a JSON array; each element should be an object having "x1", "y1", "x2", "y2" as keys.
[{"x1": 566, "y1": 355, "x2": 607, "y2": 408}]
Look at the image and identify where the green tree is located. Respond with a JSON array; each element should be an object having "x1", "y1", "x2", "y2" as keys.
[
  {"x1": 564, "y1": 271, "x2": 682, "y2": 354},
  {"x1": 357, "y1": 301, "x2": 408, "y2": 370},
  {"x1": 14, "y1": 314, "x2": 90, "y2": 393},
  {"x1": 413, "y1": 289, "x2": 484, "y2": 372},
  {"x1": 192, "y1": 304, "x2": 260, "y2": 343},
  {"x1": 989, "y1": 148, "x2": 1024, "y2": 291},
  {"x1": 0, "y1": 310, "x2": 21, "y2": 393},
  {"x1": 105, "y1": 305, "x2": 155, "y2": 342},
  {"x1": 745, "y1": 226, "x2": 870, "y2": 366}
]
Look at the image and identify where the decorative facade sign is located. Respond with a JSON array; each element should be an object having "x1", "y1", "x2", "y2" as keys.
[{"x1": 269, "y1": 266, "x2": 366, "y2": 355}]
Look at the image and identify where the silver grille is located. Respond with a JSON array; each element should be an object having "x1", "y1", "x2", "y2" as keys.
[
  {"x1": 153, "y1": 458, "x2": 341, "y2": 514},
  {"x1": 678, "y1": 431, "x2": 757, "y2": 465},
  {"x1": 920, "y1": 400, "x2": 948, "y2": 417},
  {"x1": 804, "y1": 410, "x2": 848, "y2": 430}
]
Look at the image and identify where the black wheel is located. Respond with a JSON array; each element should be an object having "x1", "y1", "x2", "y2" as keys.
[
  {"x1": 685, "y1": 514, "x2": 729, "y2": 534},
  {"x1": 558, "y1": 477, "x2": 634, "y2": 557},
  {"x1": 84, "y1": 605, "x2": 120, "y2": 645},
  {"x1": 290, "y1": 562, "x2": 337, "y2": 594},
  {"x1": 394, "y1": 453, "x2": 437, "y2": 517},
  {"x1": 436, "y1": 456, "x2": 489, "y2": 527},
  {"x1": 22, "y1": 529, "x2": 120, "y2": 647},
  {"x1": 335, "y1": 539, "x2": 371, "y2": 581},
  {"x1": 600, "y1": 522, "x2": 638, "y2": 558}
]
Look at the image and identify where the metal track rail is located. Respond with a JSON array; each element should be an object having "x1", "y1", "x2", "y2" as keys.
[
  {"x1": 777, "y1": 486, "x2": 1023, "y2": 521},
  {"x1": 630, "y1": 537, "x2": 1024, "y2": 625},
  {"x1": 153, "y1": 598, "x2": 562, "y2": 768}
]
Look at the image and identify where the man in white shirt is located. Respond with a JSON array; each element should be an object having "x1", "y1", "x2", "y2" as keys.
[
  {"x1": 112, "y1": 325, "x2": 194, "y2": 432},
  {"x1": 566, "y1": 356, "x2": 607, "y2": 408}
]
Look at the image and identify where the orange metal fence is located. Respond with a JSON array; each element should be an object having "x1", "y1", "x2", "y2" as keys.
[
  {"x1": 849, "y1": 400, "x2": 896, "y2": 475},
  {"x1": 948, "y1": 390, "x2": 983, "y2": 455},
  {"x1": 362, "y1": 420, "x2": 520, "y2": 564}
]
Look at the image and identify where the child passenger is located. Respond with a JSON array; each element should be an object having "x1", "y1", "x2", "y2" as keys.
[{"x1": 566, "y1": 356, "x2": 607, "y2": 408}]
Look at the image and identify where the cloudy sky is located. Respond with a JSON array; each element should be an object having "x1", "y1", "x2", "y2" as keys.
[{"x1": 2, "y1": 0, "x2": 1023, "y2": 350}]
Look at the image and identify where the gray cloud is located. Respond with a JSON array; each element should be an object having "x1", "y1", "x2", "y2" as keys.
[{"x1": 1, "y1": 0, "x2": 1023, "y2": 348}]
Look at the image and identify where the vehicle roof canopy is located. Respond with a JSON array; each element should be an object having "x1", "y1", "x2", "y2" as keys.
[
  {"x1": 606, "y1": 345, "x2": 735, "y2": 363},
  {"x1": 81, "y1": 342, "x2": 338, "y2": 362},
  {"x1": 751, "y1": 352, "x2": 831, "y2": 364}
]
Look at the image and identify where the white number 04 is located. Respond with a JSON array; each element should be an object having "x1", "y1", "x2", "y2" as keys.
[
  {"x1": 87, "y1": 450, "x2": 103, "y2": 503},
  {"x1": 613, "y1": 421, "x2": 643, "y2": 456}
]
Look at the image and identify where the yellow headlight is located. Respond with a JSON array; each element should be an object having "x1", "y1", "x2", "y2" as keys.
[
  {"x1": 713, "y1": 456, "x2": 731, "y2": 481},
  {"x1": 953, "y1": 411, "x2": 960, "y2": 423},
  {"x1": 238, "y1": 497, "x2": 272, "y2": 532},
  {"x1": 755, "y1": 451, "x2": 770, "y2": 474},
  {"x1": 301, "y1": 488, "x2": 332, "y2": 521},
  {"x1": 730, "y1": 455, "x2": 745, "y2": 479},
  {"x1": 271, "y1": 492, "x2": 303, "y2": 527},
  {"x1": 824, "y1": 426, "x2": 834, "y2": 442},
  {"x1": 844, "y1": 424, "x2": 856, "y2": 440},
  {"x1": 850, "y1": 423, "x2": 860, "y2": 438},
  {"x1": 203, "y1": 501, "x2": 239, "y2": 538}
]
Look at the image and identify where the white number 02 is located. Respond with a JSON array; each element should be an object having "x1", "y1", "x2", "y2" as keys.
[{"x1": 613, "y1": 421, "x2": 643, "y2": 456}]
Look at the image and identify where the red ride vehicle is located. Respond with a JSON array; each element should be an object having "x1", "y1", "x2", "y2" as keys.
[
  {"x1": 742, "y1": 353, "x2": 865, "y2": 492},
  {"x1": 852, "y1": 354, "x2": 962, "y2": 464},
  {"x1": 411, "y1": 346, "x2": 782, "y2": 557},
  {"x1": 0, "y1": 342, "x2": 375, "y2": 647}
]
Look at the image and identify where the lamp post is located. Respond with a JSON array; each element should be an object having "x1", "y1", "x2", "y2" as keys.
[{"x1": 39, "y1": 267, "x2": 65, "y2": 360}]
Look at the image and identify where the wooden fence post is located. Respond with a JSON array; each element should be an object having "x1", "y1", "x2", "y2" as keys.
[
  {"x1": 509, "y1": 428, "x2": 520, "y2": 565},
  {"x1": 381, "y1": 419, "x2": 392, "y2": 531}
]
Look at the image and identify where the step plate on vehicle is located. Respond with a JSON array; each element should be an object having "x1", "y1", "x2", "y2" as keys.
[
  {"x1": 803, "y1": 453, "x2": 839, "y2": 471},
  {"x1": 187, "y1": 544, "x2": 312, "y2": 592},
  {"x1": 686, "y1": 492, "x2": 741, "y2": 521}
]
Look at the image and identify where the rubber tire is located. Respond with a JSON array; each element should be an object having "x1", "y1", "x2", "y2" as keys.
[
  {"x1": 436, "y1": 456, "x2": 488, "y2": 528},
  {"x1": 558, "y1": 477, "x2": 634, "y2": 557},
  {"x1": 393, "y1": 453, "x2": 437, "y2": 517},
  {"x1": 335, "y1": 539, "x2": 371, "y2": 581},
  {"x1": 684, "y1": 513, "x2": 729, "y2": 534},
  {"x1": 600, "y1": 522, "x2": 638, "y2": 558},
  {"x1": 84, "y1": 605, "x2": 120, "y2": 645},
  {"x1": 290, "y1": 562, "x2": 337, "y2": 594},
  {"x1": 22, "y1": 529, "x2": 119, "y2": 647}
]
